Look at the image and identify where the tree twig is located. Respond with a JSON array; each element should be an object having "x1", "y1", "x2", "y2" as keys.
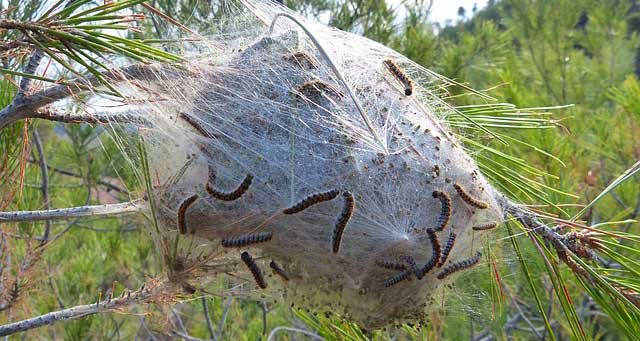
[
  {"x1": 0, "y1": 199, "x2": 147, "y2": 222},
  {"x1": 31, "y1": 129, "x2": 51, "y2": 243},
  {"x1": 201, "y1": 297, "x2": 215, "y2": 339},
  {"x1": 26, "y1": 158, "x2": 128, "y2": 194},
  {"x1": 0, "y1": 279, "x2": 165, "y2": 337},
  {"x1": 266, "y1": 327, "x2": 324, "y2": 341}
]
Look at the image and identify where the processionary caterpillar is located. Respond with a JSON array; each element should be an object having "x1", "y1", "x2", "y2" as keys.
[
  {"x1": 206, "y1": 174, "x2": 253, "y2": 201},
  {"x1": 283, "y1": 51, "x2": 319, "y2": 69},
  {"x1": 241, "y1": 251, "x2": 267, "y2": 289},
  {"x1": 437, "y1": 232, "x2": 457, "y2": 267},
  {"x1": 269, "y1": 260, "x2": 291, "y2": 282},
  {"x1": 453, "y1": 183, "x2": 489, "y2": 209},
  {"x1": 436, "y1": 251, "x2": 482, "y2": 280},
  {"x1": 332, "y1": 191, "x2": 355, "y2": 253},
  {"x1": 177, "y1": 194, "x2": 198, "y2": 234},
  {"x1": 383, "y1": 58, "x2": 414, "y2": 96},
  {"x1": 383, "y1": 269, "x2": 412, "y2": 288},
  {"x1": 375, "y1": 259, "x2": 407, "y2": 271},
  {"x1": 432, "y1": 191, "x2": 452, "y2": 231},
  {"x1": 222, "y1": 232, "x2": 273, "y2": 248},
  {"x1": 295, "y1": 80, "x2": 345, "y2": 100},
  {"x1": 283, "y1": 189, "x2": 340, "y2": 214},
  {"x1": 472, "y1": 222, "x2": 498, "y2": 231}
]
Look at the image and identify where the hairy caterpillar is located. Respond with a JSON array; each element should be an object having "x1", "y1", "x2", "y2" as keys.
[
  {"x1": 241, "y1": 251, "x2": 267, "y2": 289},
  {"x1": 436, "y1": 251, "x2": 482, "y2": 280},
  {"x1": 383, "y1": 269, "x2": 412, "y2": 288},
  {"x1": 332, "y1": 191, "x2": 355, "y2": 253},
  {"x1": 400, "y1": 255, "x2": 419, "y2": 277},
  {"x1": 294, "y1": 79, "x2": 345, "y2": 100},
  {"x1": 383, "y1": 58, "x2": 414, "y2": 96},
  {"x1": 432, "y1": 191, "x2": 452, "y2": 231},
  {"x1": 453, "y1": 183, "x2": 489, "y2": 209},
  {"x1": 375, "y1": 259, "x2": 407, "y2": 271},
  {"x1": 177, "y1": 194, "x2": 199, "y2": 234},
  {"x1": 437, "y1": 232, "x2": 457, "y2": 267},
  {"x1": 180, "y1": 112, "x2": 214, "y2": 138},
  {"x1": 222, "y1": 232, "x2": 273, "y2": 248},
  {"x1": 416, "y1": 229, "x2": 441, "y2": 278},
  {"x1": 206, "y1": 174, "x2": 253, "y2": 201},
  {"x1": 283, "y1": 51, "x2": 319, "y2": 69},
  {"x1": 269, "y1": 260, "x2": 290, "y2": 282},
  {"x1": 472, "y1": 222, "x2": 498, "y2": 231},
  {"x1": 283, "y1": 189, "x2": 340, "y2": 214}
]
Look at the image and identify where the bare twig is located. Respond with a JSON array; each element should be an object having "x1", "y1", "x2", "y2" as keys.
[
  {"x1": 0, "y1": 279, "x2": 165, "y2": 337},
  {"x1": 27, "y1": 158, "x2": 128, "y2": 194},
  {"x1": 0, "y1": 199, "x2": 147, "y2": 222},
  {"x1": 214, "y1": 297, "x2": 233, "y2": 341},
  {"x1": 201, "y1": 297, "x2": 215, "y2": 339},
  {"x1": 17, "y1": 49, "x2": 43, "y2": 99},
  {"x1": 267, "y1": 327, "x2": 324, "y2": 341},
  {"x1": 31, "y1": 129, "x2": 51, "y2": 243}
]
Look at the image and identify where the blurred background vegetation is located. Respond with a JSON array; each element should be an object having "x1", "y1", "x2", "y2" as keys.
[{"x1": 0, "y1": 0, "x2": 639, "y2": 339}]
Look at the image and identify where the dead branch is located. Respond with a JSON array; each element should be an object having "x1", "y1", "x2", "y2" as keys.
[{"x1": 0, "y1": 199, "x2": 147, "y2": 222}]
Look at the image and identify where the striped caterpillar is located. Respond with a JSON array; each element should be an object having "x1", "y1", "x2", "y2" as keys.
[
  {"x1": 472, "y1": 222, "x2": 498, "y2": 231},
  {"x1": 206, "y1": 174, "x2": 253, "y2": 201},
  {"x1": 283, "y1": 51, "x2": 319, "y2": 69},
  {"x1": 241, "y1": 251, "x2": 267, "y2": 289},
  {"x1": 383, "y1": 58, "x2": 414, "y2": 96},
  {"x1": 453, "y1": 183, "x2": 489, "y2": 209},
  {"x1": 400, "y1": 255, "x2": 419, "y2": 277},
  {"x1": 269, "y1": 260, "x2": 290, "y2": 282},
  {"x1": 375, "y1": 259, "x2": 407, "y2": 271},
  {"x1": 383, "y1": 269, "x2": 412, "y2": 288},
  {"x1": 179, "y1": 112, "x2": 215, "y2": 138},
  {"x1": 222, "y1": 232, "x2": 273, "y2": 248},
  {"x1": 437, "y1": 232, "x2": 457, "y2": 267},
  {"x1": 413, "y1": 229, "x2": 441, "y2": 278},
  {"x1": 432, "y1": 191, "x2": 452, "y2": 231},
  {"x1": 332, "y1": 191, "x2": 355, "y2": 253},
  {"x1": 177, "y1": 194, "x2": 198, "y2": 234},
  {"x1": 283, "y1": 189, "x2": 340, "y2": 214},
  {"x1": 294, "y1": 80, "x2": 345, "y2": 100},
  {"x1": 436, "y1": 251, "x2": 482, "y2": 280}
]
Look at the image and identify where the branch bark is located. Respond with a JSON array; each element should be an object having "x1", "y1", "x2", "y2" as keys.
[
  {"x1": 0, "y1": 63, "x2": 184, "y2": 130},
  {"x1": 0, "y1": 278, "x2": 167, "y2": 337},
  {"x1": 0, "y1": 199, "x2": 147, "y2": 222}
]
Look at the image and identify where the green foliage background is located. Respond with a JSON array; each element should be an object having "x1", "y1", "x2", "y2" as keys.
[{"x1": 0, "y1": 0, "x2": 639, "y2": 339}]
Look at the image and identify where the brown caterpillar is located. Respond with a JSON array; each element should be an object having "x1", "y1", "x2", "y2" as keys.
[
  {"x1": 222, "y1": 232, "x2": 273, "y2": 248},
  {"x1": 180, "y1": 112, "x2": 214, "y2": 138},
  {"x1": 383, "y1": 58, "x2": 414, "y2": 96},
  {"x1": 375, "y1": 259, "x2": 407, "y2": 271},
  {"x1": 332, "y1": 191, "x2": 355, "y2": 253},
  {"x1": 383, "y1": 269, "x2": 412, "y2": 288},
  {"x1": 472, "y1": 222, "x2": 499, "y2": 231},
  {"x1": 453, "y1": 183, "x2": 489, "y2": 209},
  {"x1": 437, "y1": 232, "x2": 457, "y2": 267},
  {"x1": 295, "y1": 80, "x2": 345, "y2": 100},
  {"x1": 206, "y1": 174, "x2": 253, "y2": 201},
  {"x1": 177, "y1": 194, "x2": 198, "y2": 234},
  {"x1": 283, "y1": 189, "x2": 340, "y2": 214},
  {"x1": 241, "y1": 251, "x2": 267, "y2": 289},
  {"x1": 436, "y1": 251, "x2": 482, "y2": 280},
  {"x1": 269, "y1": 260, "x2": 290, "y2": 282},
  {"x1": 283, "y1": 51, "x2": 319, "y2": 69},
  {"x1": 432, "y1": 191, "x2": 452, "y2": 231}
]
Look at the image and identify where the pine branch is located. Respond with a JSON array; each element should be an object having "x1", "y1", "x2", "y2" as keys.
[
  {"x1": 0, "y1": 199, "x2": 147, "y2": 222},
  {"x1": 0, "y1": 278, "x2": 167, "y2": 337}
]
